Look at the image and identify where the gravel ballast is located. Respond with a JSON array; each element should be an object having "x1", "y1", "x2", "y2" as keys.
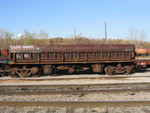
[
  {"x1": 1, "y1": 71, "x2": 150, "y2": 113},
  {"x1": 0, "y1": 106, "x2": 150, "y2": 113}
]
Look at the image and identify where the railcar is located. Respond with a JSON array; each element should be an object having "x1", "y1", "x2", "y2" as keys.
[
  {"x1": 135, "y1": 48, "x2": 147, "y2": 56},
  {"x1": 8, "y1": 44, "x2": 135, "y2": 77},
  {"x1": 135, "y1": 48, "x2": 150, "y2": 68},
  {"x1": 0, "y1": 50, "x2": 10, "y2": 76}
]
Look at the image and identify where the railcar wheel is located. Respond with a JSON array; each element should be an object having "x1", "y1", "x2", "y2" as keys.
[
  {"x1": 124, "y1": 66, "x2": 132, "y2": 75},
  {"x1": 0, "y1": 72, "x2": 4, "y2": 77},
  {"x1": 31, "y1": 67, "x2": 40, "y2": 77},
  {"x1": 10, "y1": 68, "x2": 18, "y2": 78},
  {"x1": 68, "y1": 67, "x2": 75, "y2": 73},
  {"x1": 32, "y1": 73, "x2": 40, "y2": 77},
  {"x1": 5, "y1": 65, "x2": 10, "y2": 70},
  {"x1": 105, "y1": 66, "x2": 115, "y2": 75}
]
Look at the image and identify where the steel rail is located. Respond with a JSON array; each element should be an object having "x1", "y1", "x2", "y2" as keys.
[
  {"x1": 0, "y1": 82, "x2": 150, "y2": 87},
  {"x1": 1, "y1": 81, "x2": 150, "y2": 86},
  {"x1": 0, "y1": 82, "x2": 150, "y2": 95},
  {"x1": 0, "y1": 87, "x2": 150, "y2": 95},
  {"x1": 0, "y1": 101, "x2": 150, "y2": 107},
  {"x1": 0, "y1": 76, "x2": 129, "y2": 81},
  {"x1": 0, "y1": 75, "x2": 150, "y2": 82}
]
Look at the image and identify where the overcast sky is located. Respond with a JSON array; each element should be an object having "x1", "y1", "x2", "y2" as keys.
[{"x1": 0, "y1": 0, "x2": 150, "y2": 40}]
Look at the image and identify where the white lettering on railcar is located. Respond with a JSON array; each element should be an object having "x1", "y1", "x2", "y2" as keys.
[
  {"x1": 22, "y1": 45, "x2": 33, "y2": 49},
  {"x1": 10, "y1": 45, "x2": 33, "y2": 49},
  {"x1": 11, "y1": 46, "x2": 21, "y2": 49}
]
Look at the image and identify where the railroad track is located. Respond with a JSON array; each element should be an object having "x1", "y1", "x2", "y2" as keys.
[
  {"x1": 0, "y1": 76, "x2": 129, "y2": 82},
  {"x1": 0, "y1": 82, "x2": 150, "y2": 112},
  {"x1": 0, "y1": 75, "x2": 150, "y2": 82},
  {"x1": 0, "y1": 87, "x2": 150, "y2": 95},
  {"x1": 0, "y1": 101, "x2": 150, "y2": 107},
  {"x1": 0, "y1": 82, "x2": 150, "y2": 95}
]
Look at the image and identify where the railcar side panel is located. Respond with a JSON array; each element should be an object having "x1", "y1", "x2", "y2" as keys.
[{"x1": 9, "y1": 45, "x2": 135, "y2": 64}]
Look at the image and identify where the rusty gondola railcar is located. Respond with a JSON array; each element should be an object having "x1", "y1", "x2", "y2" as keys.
[{"x1": 8, "y1": 44, "x2": 135, "y2": 77}]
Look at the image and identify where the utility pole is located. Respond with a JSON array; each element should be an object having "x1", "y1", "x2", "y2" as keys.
[
  {"x1": 105, "y1": 22, "x2": 107, "y2": 44},
  {"x1": 74, "y1": 27, "x2": 76, "y2": 39},
  {"x1": 74, "y1": 27, "x2": 76, "y2": 45}
]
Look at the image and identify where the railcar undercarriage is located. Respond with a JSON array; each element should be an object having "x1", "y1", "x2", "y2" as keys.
[{"x1": 9, "y1": 63, "x2": 135, "y2": 77}]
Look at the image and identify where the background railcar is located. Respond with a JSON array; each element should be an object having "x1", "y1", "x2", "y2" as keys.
[
  {"x1": 9, "y1": 44, "x2": 135, "y2": 77},
  {"x1": 135, "y1": 48, "x2": 150, "y2": 68},
  {"x1": 135, "y1": 48, "x2": 147, "y2": 56},
  {"x1": 0, "y1": 49, "x2": 9, "y2": 76}
]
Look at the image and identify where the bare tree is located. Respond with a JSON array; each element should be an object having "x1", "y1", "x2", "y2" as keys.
[
  {"x1": 39, "y1": 30, "x2": 48, "y2": 39},
  {"x1": 128, "y1": 28, "x2": 146, "y2": 48},
  {"x1": 0, "y1": 29, "x2": 14, "y2": 49}
]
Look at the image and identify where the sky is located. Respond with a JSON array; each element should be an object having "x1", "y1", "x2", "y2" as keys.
[{"x1": 0, "y1": 0, "x2": 150, "y2": 41}]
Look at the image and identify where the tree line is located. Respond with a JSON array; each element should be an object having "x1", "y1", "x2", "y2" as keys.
[{"x1": 0, "y1": 29, "x2": 149, "y2": 49}]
